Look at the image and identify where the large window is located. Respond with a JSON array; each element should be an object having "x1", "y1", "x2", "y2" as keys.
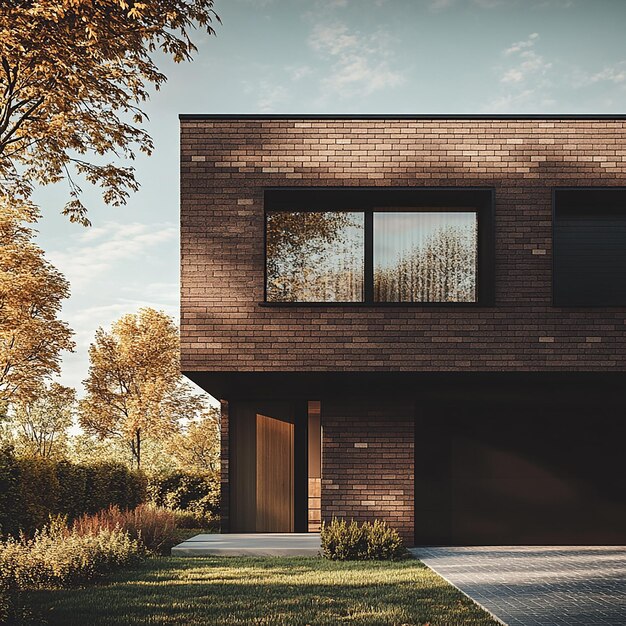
[
  {"x1": 554, "y1": 189, "x2": 626, "y2": 306},
  {"x1": 264, "y1": 189, "x2": 493, "y2": 305},
  {"x1": 266, "y1": 211, "x2": 364, "y2": 302},
  {"x1": 374, "y1": 211, "x2": 477, "y2": 303}
]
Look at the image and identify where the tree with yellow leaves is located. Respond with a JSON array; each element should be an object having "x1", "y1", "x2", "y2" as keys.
[
  {"x1": 79, "y1": 308, "x2": 206, "y2": 468},
  {"x1": 0, "y1": 1, "x2": 219, "y2": 224},
  {"x1": 0, "y1": 197, "x2": 74, "y2": 403},
  {"x1": 167, "y1": 406, "x2": 220, "y2": 473},
  {"x1": 9, "y1": 382, "x2": 76, "y2": 459}
]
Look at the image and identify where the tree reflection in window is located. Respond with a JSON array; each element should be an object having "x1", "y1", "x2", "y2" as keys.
[
  {"x1": 266, "y1": 211, "x2": 364, "y2": 302},
  {"x1": 374, "y1": 212, "x2": 477, "y2": 303}
]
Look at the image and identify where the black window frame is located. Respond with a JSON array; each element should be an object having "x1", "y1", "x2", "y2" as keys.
[
  {"x1": 262, "y1": 187, "x2": 495, "y2": 307},
  {"x1": 552, "y1": 187, "x2": 626, "y2": 308}
]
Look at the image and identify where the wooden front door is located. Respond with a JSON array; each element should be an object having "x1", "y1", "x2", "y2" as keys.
[{"x1": 256, "y1": 413, "x2": 294, "y2": 532}]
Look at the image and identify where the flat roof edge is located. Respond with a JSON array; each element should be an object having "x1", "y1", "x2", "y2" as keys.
[{"x1": 179, "y1": 113, "x2": 626, "y2": 120}]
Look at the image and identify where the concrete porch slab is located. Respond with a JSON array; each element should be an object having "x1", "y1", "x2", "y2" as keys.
[{"x1": 171, "y1": 533, "x2": 322, "y2": 557}]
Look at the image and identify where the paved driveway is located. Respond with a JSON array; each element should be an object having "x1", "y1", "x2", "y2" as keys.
[{"x1": 411, "y1": 546, "x2": 626, "y2": 626}]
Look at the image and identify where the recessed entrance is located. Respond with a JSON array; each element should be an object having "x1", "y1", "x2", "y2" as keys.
[{"x1": 230, "y1": 401, "x2": 307, "y2": 533}]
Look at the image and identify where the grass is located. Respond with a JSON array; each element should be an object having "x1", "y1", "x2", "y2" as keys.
[
  {"x1": 26, "y1": 555, "x2": 500, "y2": 626},
  {"x1": 160, "y1": 528, "x2": 206, "y2": 555}
]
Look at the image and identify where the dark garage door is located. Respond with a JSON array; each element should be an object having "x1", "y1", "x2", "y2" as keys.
[{"x1": 415, "y1": 377, "x2": 626, "y2": 545}]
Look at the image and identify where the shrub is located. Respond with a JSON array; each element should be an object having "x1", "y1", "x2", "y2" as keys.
[
  {"x1": 364, "y1": 519, "x2": 407, "y2": 560},
  {"x1": 0, "y1": 447, "x2": 146, "y2": 537},
  {"x1": 320, "y1": 518, "x2": 407, "y2": 561},
  {"x1": 0, "y1": 522, "x2": 144, "y2": 590},
  {"x1": 171, "y1": 509, "x2": 210, "y2": 529},
  {"x1": 0, "y1": 446, "x2": 21, "y2": 536},
  {"x1": 147, "y1": 470, "x2": 219, "y2": 520},
  {"x1": 73, "y1": 504, "x2": 177, "y2": 553}
]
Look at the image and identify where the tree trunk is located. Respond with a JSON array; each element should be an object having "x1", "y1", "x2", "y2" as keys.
[{"x1": 130, "y1": 428, "x2": 142, "y2": 469}]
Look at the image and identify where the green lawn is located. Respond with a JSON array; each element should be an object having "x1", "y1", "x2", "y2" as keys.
[{"x1": 27, "y1": 556, "x2": 499, "y2": 626}]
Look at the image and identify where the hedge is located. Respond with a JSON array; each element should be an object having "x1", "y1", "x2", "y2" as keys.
[
  {"x1": 147, "y1": 470, "x2": 219, "y2": 520},
  {"x1": 0, "y1": 446, "x2": 146, "y2": 537}
]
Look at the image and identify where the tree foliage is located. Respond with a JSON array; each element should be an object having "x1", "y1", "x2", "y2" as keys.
[
  {"x1": 167, "y1": 406, "x2": 220, "y2": 473},
  {"x1": 0, "y1": 198, "x2": 74, "y2": 403},
  {"x1": 9, "y1": 382, "x2": 76, "y2": 459},
  {"x1": 374, "y1": 224, "x2": 477, "y2": 303},
  {"x1": 79, "y1": 308, "x2": 206, "y2": 468},
  {"x1": 0, "y1": 0, "x2": 219, "y2": 224},
  {"x1": 266, "y1": 211, "x2": 364, "y2": 302}
]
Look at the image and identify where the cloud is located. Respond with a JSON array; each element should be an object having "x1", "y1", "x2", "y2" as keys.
[
  {"x1": 429, "y1": 0, "x2": 573, "y2": 10},
  {"x1": 315, "y1": 0, "x2": 349, "y2": 7},
  {"x1": 256, "y1": 81, "x2": 289, "y2": 112},
  {"x1": 309, "y1": 23, "x2": 405, "y2": 97},
  {"x1": 48, "y1": 221, "x2": 177, "y2": 290},
  {"x1": 586, "y1": 62, "x2": 626, "y2": 85},
  {"x1": 310, "y1": 23, "x2": 359, "y2": 56},
  {"x1": 483, "y1": 33, "x2": 558, "y2": 111},
  {"x1": 472, "y1": 0, "x2": 507, "y2": 7},
  {"x1": 428, "y1": 0, "x2": 456, "y2": 10},
  {"x1": 288, "y1": 65, "x2": 314, "y2": 81},
  {"x1": 499, "y1": 33, "x2": 552, "y2": 84},
  {"x1": 504, "y1": 33, "x2": 539, "y2": 56}
]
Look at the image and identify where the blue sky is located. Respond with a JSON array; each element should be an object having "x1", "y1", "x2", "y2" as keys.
[{"x1": 32, "y1": 0, "x2": 626, "y2": 400}]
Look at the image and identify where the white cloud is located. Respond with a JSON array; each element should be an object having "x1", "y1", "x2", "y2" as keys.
[
  {"x1": 504, "y1": 33, "x2": 539, "y2": 56},
  {"x1": 288, "y1": 65, "x2": 314, "y2": 81},
  {"x1": 315, "y1": 0, "x2": 349, "y2": 7},
  {"x1": 428, "y1": 0, "x2": 456, "y2": 11},
  {"x1": 43, "y1": 221, "x2": 181, "y2": 396},
  {"x1": 48, "y1": 221, "x2": 177, "y2": 290},
  {"x1": 485, "y1": 88, "x2": 537, "y2": 112},
  {"x1": 472, "y1": 0, "x2": 506, "y2": 7},
  {"x1": 483, "y1": 33, "x2": 559, "y2": 111},
  {"x1": 310, "y1": 23, "x2": 360, "y2": 56},
  {"x1": 256, "y1": 81, "x2": 289, "y2": 112},
  {"x1": 309, "y1": 23, "x2": 405, "y2": 97},
  {"x1": 429, "y1": 0, "x2": 573, "y2": 10},
  {"x1": 499, "y1": 33, "x2": 552, "y2": 84},
  {"x1": 587, "y1": 62, "x2": 626, "y2": 85}
]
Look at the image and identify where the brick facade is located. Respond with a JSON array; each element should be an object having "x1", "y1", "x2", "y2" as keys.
[
  {"x1": 321, "y1": 400, "x2": 414, "y2": 541},
  {"x1": 180, "y1": 116, "x2": 626, "y2": 544},
  {"x1": 181, "y1": 116, "x2": 626, "y2": 373}
]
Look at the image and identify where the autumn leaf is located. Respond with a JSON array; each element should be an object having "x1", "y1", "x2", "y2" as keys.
[
  {"x1": 9, "y1": 382, "x2": 76, "y2": 459},
  {"x1": 79, "y1": 307, "x2": 207, "y2": 468},
  {"x1": 0, "y1": 194, "x2": 74, "y2": 403},
  {"x1": 0, "y1": 0, "x2": 220, "y2": 223}
]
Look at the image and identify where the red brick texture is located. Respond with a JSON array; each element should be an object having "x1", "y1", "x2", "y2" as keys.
[
  {"x1": 180, "y1": 117, "x2": 626, "y2": 373},
  {"x1": 321, "y1": 400, "x2": 414, "y2": 542}
]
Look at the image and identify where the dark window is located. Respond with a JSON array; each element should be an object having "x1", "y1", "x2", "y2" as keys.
[
  {"x1": 264, "y1": 189, "x2": 494, "y2": 305},
  {"x1": 554, "y1": 189, "x2": 626, "y2": 306}
]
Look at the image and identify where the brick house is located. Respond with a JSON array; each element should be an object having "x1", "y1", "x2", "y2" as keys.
[{"x1": 180, "y1": 115, "x2": 626, "y2": 545}]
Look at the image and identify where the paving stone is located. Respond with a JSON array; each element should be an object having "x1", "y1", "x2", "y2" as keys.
[{"x1": 411, "y1": 546, "x2": 626, "y2": 626}]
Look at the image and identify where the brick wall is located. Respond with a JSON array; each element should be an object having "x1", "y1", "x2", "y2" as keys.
[
  {"x1": 181, "y1": 117, "x2": 626, "y2": 373},
  {"x1": 321, "y1": 400, "x2": 414, "y2": 542}
]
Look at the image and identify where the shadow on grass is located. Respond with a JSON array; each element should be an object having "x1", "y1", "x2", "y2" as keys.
[{"x1": 27, "y1": 557, "x2": 500, "y2": 626}]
